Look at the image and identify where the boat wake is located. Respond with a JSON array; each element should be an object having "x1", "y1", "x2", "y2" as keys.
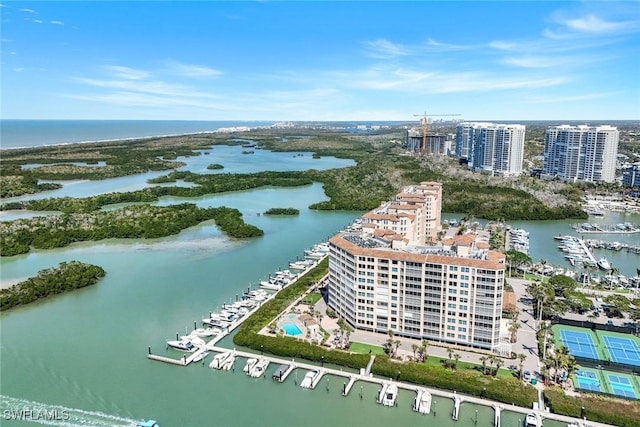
[{"x1": 0, "y1": 395, "x2": 139, "y2": 426}]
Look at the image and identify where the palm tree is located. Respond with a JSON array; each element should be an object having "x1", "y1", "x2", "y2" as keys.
[
  {"x1": 393, "y1": 339, "x2": 401, "y2": 357},
  {"x1": 446, "y1": 347, "x2": 454, "y2": 363},
  {"x1": 453, "y1": 352, "x2": 461, "y2": 369},
  {"x1": 411, "y1": 343, "x2": 419, "y2": 360},
  {"x1": 488, "y1": 354, "x2": 497, "y2": 376},
  {"x1": 495, "y1": 357, "x2": 504, "y2": 374},
  {"x1": 517, "y1": 353, "x2": 527, "y2": 380},
  {"x1": 479, "y1": 356, "x2": 488, "y2": 375},
  {"x1": 420, "y1": 339, "x2": 429, "y2": 364}
]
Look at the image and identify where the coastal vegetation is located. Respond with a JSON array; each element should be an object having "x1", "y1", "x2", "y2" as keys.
[
  {"x1": 0, "y1": 261, "x2": 106, "y2": 311},
  {"x1": 234, "y1": 258, "x2": 538, "y2": 409},
  {"x1": 544, "y1": 386, "x2": 640, "y2": 427},
  {"x1": 206, "y1": 163, "x2": 224, "y2": 170},
  {"x1": 0, "y1": 204, "x2": 262, "y2": 256},
  {"x1": 263, "y1": 208, "x2": 299, "y2": 215},
  {"x1": 0, "y1": 128, "x2": 589, "y2": 221}
]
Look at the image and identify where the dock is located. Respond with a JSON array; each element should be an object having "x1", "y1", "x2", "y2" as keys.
[
  {"x1": 342, "y1": 376, "x2": 357, "y2": 396},
  {"x1": 493, "y1": 404, "x2": 501, "y2": 427},
  {"x1": 272, "y1": 363, "x2": 295, "y2": 383},
  {"x1": 452, "y1": 392, "x2": 462, "y2": 420},
  {"x1": 576, "y1": 238, "x2": 597, "y2": 265},
  {"x1": 146, "y1": 247, "x2": 605, "y2": 427}
]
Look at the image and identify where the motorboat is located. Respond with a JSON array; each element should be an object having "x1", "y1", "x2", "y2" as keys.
[
  {"x1": 191, "y1": 351, "x2": 209, "y2": 363},
  {"x1": 136, "y1": 421, "x2": 160, "y2": 427},
  {"x1": 243, "y1": 358, "x2": 258, "y2": 374},
  {"x1": 192, "y1": 327, "x2": 219, "y2": 338},
  {"x1": 525, "y1": 412, "x2": 541, "y2": 427},
  {"x1": 221, "y1": 351, "x2": 236, "y2": 371},
  {"x1": 413, "y1": 387, "x2": 432, "y2": 414},
  {"x1": 249, "y1": 358, "x2": 270, "y2": 378},
  {"x1": 209, "y1": 351, "x2": 231, "y2": 369},
  {"x1": 382, "y1": 384, "x2": 398, "y2": 407},
  {"x1": 597, "y1": 257, "x2": 611, "y2": 271},
  {"x1": 166, "y1": 338, "x2": 196, "y2": 352},
  {"x1": 300, "y1": 370, "x2": 316, "y2": 388}
]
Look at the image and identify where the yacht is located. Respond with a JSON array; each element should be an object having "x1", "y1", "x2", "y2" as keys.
[
  {"x1": 382, "y1": 384, "x2": 398, "y2": 407},
  {"x1": 166, "y1": 338, "x2": 196, "y2": 352},
  {"x1": 300, "y1": 370, "x2": 317, "y2": 388},
  {"x1": 597, "y1": 257, "x2": 611, "y2": 271},
  {"x1": 413, "y1": 388, "x2": 432, "y2": 414},
  {"x1": 243, "y1": 358, "x2": 258, "y2": 374},
  {"x1": 525, "y1": 412, "x2": 541, "y2": 427},
  {"x1": 249, "y1": 358, "x2": 270, "y2": 378},
  {"x1": 209, "y1": 351, "x2": 231, "y2": 369},
  {"x1": 191, "y1": 351, "x2": 209, "y2": 363},
  {"x1": 192, "y1": 327, "x2": 219, "y2": 338}
]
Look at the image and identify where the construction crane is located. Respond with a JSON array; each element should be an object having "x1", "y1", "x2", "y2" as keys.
[{"x1": 412, "y1": 112, "x2": 461, "y2": 154}]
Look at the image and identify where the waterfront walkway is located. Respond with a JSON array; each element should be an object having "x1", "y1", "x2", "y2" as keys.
[{"x1": 147, "y1": 256, "x2": 614, "y2": 427}]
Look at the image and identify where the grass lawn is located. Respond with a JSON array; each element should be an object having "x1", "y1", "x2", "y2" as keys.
[
  {"x1": 348, "y1": 341, "x2": 386, "y2": 355},
  {"x1": 302, "y1": 292, "x2": 322, "y2": 305},
  {"x1": 425, "y1": 356, "x2": 515, "y2": 379}
]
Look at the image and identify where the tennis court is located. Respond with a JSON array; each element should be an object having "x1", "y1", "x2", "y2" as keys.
[
  {"x1": 606, "y1": 373, "x2": 638, "y2": 399},
  {"x1": 559, "y1": 329, "x2": 599, "y2": 359},
  {"x1": 573, "y1": 369, "x2": 603, "y2": 393},
  {"x1": 602, "y1": 335, "x2": 640, "y2": 367}
]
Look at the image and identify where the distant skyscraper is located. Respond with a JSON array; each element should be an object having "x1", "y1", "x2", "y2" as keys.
[
  {"x1": 542, "y1": 125, "x2": 619, "y2": 183},
  {"x1": 455, "y1": 123, "x2": 526, "y2": 176},
  {"x1": 622, "y1": 163, "x2": 640, "y2": 187}
]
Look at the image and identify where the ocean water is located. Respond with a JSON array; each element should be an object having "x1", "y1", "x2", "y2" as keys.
[{"x1": 0, "y1": 120, "x2": 274, "y2": 149}]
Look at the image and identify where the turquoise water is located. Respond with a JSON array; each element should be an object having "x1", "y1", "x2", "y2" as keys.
[
  {"x1": 282, "y1": 322, "x2": 303, "y2": 336},
  {"x1": 0, "y1": 130, "x2": 616, "y2": 427}
]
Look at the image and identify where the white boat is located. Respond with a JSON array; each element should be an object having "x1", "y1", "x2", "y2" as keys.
[
  {"x1": 192, "y1": 327, "x2": 219, "y2": 338},
  {"x1": 209, "y1": 351, "x2": 231, "y2": 369},
  {"x1": 300, "y1": 370, "x2": 316, "y2": 388},
  {"x1": 166, "y1": 339, "x2": 196, "y2": 352},
  {"x1": 221, "y1": 351, "x2": 236, "y2": 371},
  {"x1": 525, "y1": 412, "x2": 541, "y2": 427},
  {"x1": 243, "y1": 358, "x2": 258, "y2": 374},
  {"x1": 382, "y1": 384, "x2": 398, "y2": 407},
  {"x1": 249, "y1": 358, "x2": 269, "y2": 378},
  {"x1": 191, "y1": 351, "x2": 209, "y2": 363},
  {"x1": 597, "y1": 257, "x2": 611, "y2": 271},
  {"x1": 413, "y1": 388, "x2": 432, "y2": 414}
]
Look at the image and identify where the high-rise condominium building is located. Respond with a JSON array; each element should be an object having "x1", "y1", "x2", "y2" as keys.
[
  {"x1": 542, "y1": 125, "x2": 619, "y2": 183},
  {"x1": 327, "y1": 182, "x2": 506, "y2": 351},
  {"x1": 455, "y1": 123, "x2": 526, "y2": 177}
]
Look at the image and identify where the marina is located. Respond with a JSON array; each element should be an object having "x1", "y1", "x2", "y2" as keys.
[
  {"x1": 2, "y1": 145, "x2": 637, "y2": 426},
  {"x1": 572, "y1": 222, "x2": 640, "y2": 234},
  {"x1": 145, "y1": 247, "x2": 599, "y2": 427}
]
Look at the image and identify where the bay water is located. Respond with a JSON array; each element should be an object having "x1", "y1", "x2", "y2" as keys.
[{"x1": 1, "y1": 123, "x2": 633, "y2": 426}]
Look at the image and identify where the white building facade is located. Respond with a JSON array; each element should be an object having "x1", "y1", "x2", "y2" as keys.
[
  {"x1": 542, "y1": 125, "x2": 619, "y2": 183},
  {"x1": 327, "y1": 182, "x2": 505, "y2": 351},
  {"x1": 456, "y1": 123, "x2": 526, "y2": 177}
]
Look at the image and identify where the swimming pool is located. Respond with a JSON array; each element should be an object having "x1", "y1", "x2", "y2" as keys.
[{"x1": 282, "y1": 322, "x2": 302, "y2": 336}]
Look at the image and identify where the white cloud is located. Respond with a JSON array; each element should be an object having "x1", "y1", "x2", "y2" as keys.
[
  {"x1": 166, "y1": 61, "x2": 222, "y2": 78},
  {"x1": 502, "y1": 56, "x2": 567, "y2": 68},
  {"x1": 19, "y1": 8, "x2": 36, "y2": 13},
  {"x1": 104, "y1": 65, "x2": 150, "y2": 80},
  {"x1": 564, "y1": 14, "x2": 636, "y2": 34},
  {"x1": 348, "y1": 66, "x2": 566, "y2": 94},
  {"x1": 488, "y1": 41, "x2": 518, "y2": 51},
  {"x1": 363, "y1": 38, "x2": 409, "y2": 58},
  {"x1": 32, "y1": 19, "x2": 43, "y2": 24},
  {"x1": 50, "y1": 20, "x2": 64, "y2": 25}
]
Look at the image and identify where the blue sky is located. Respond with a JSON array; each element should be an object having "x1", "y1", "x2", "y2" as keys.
[{"x1": 1, "y1": 1, "x2": 639, "y2": 121}]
